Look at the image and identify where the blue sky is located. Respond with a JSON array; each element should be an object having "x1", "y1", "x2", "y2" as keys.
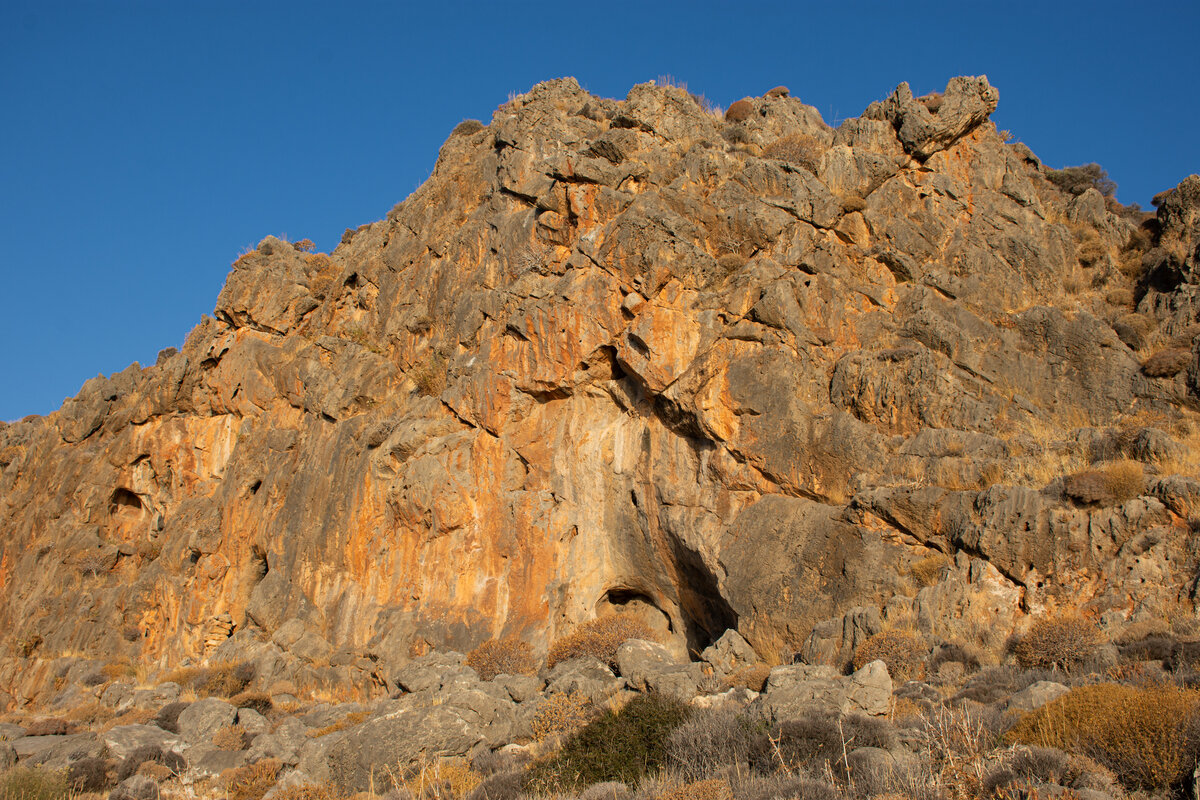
[{"x1": 2, "y1": 1, "x2": 1197, "y2": 422}]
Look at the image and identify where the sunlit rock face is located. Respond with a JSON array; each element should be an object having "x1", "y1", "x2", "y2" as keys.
[{"x1": 2, "y1": 75, "x2": 1198, "y2": 707}]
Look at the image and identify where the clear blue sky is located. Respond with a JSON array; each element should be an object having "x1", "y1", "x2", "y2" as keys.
[{"x1": 2, "y1": 1, "x2": 1197, "y2": 422}]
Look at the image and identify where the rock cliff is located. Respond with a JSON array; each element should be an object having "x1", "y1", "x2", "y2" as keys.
[{"x1": 1, "y1": 76, "x2": 1198, "y2": 708}]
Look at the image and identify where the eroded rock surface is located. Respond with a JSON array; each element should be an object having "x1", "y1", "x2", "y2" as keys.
[{"x1": 1, "y1": 75, "x2": 1199, "y2": 707}]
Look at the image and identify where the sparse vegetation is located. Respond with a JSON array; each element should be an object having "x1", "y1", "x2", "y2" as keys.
[
  {"x1": 1013, "y1": 614, "x2": 1104, "y2": 671},
  {"x1": 1142, "y1": 347, "x2": 1191, "y2": 377},
  {"x1": 224, "y1": 759, "x2": 283, "y2": 800},
  {"x1": 1047, "y1": 163, "x2": 1117, "y2": 197},
  {"x1": 1006, "y1": 683, "x2": 1200, "y2": 794},
  {"x1": 547, "y1": 616, "x2": 656, "y2": 669},
  {"x1": 452, "y1": 120, "x2": 486, "y2": 137},
  {"x1": 526, "y1": 693, "x2": 692, "y2": 791},
  {"x1": 761, "y1": 134, "x2": 824, "y2": 174},
  {"x1": 1063, "y1": 459, "x2": 1144, "y2": 505},
  {"x1": 0, "y1": 767, "x2": 70, "y2": 800},
  {"x1": 466, "y1": 639, "x2": 536, "y2": 680},
  {"x1": 163, "y1": 661, "x2": 255, "y2": 697},
  {"x1": 722, "y1": 664, "x2": 771, "y2": 692}
]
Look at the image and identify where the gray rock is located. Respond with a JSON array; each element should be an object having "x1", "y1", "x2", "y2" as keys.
[
  {"x1": 176, "y1": 697, "x2": 238, "y2": 744},
  {"x1": 187, "y1": 744, "x2": 248, "y2": 777},
  {"x1": 700, "y1": 629, "x2": 760, "y2": 675},
  {"x1": 645, "y1": 666, "x2": 699, "y2": 700},
  {"x1": 13, "y1": 733, "x2": 103, "y2": 769},
  {"x1": 689, "y1": 686, "x2": 759, "y2": 711},
  {"x1": 248, "y1": 718, "x2": 309, "y2": 766},
  {"x1": 615, "y1": 639, "x2": 680, "y2": 690},
  {"x1": 263, "y1": 770, "x2": 317, "y2": 800},
  {"x1": 110, "y1": 775, "x2": 160, "y2": 800},
  {"x1": 394, "y1": 651, "x2": 475, "y2": 693},
  {"x1": 493, "y1": 673, "x2": 543, "y2": 703},
  {"x1": 579, "y1": 782, "x2": 632, "y2": 800},
  {"x1": 545, "y1": 657, "x2": 624, "y2": 704},
  {"x1": 0, "y1": 723, "x2": 25, "y2": 741},
  {"x1": 845, "y1": 660, "x2": 892, "y2": 716},
  {"x1": 102, "y1": 725, "x2": 182, "y2": 761},
  {"x1": 101, "y1": 682, "x2": 136, "y2": 709},
  {"x1": 236, "y1": 708, "x2": 271, "y2": 737},
  {"x1": 1006, "y1": 681, "x2": 1069, "y2": 713},
  {"x1": 759, "y1": 660, "x2": 891, "y2": 720}
]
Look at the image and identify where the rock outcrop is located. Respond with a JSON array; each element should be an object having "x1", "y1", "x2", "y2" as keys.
[{"x1": 1, "y1": 74, "x2": 1198, "y2": 707}]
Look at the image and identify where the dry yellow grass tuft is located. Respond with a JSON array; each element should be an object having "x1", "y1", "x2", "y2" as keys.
[
  {"x1": 305, "y1": 711, "x2": 369, "y2": 739},
  {"x1": 654, "y1": 778, "x2": 733, "y2": 800},
  {"x1": 1063, "y1": 459, "x2": 1144, "y2": 506},
  {"x1": 224, "y1": 758, "x2": 282, "y2": 800},
  {"x1": 723, "y1": 664, "x2": 772, "y2": 692},
  {"x1": 399, "y1": 756, "x2": 480, "y2": 800}
]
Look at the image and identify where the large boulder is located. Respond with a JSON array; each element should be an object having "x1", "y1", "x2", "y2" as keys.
[{"x1": 175, "y1": 698, "x2": 238, "y2": 744}]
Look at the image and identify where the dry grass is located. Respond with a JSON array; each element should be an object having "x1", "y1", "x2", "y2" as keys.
[
  {"x1": 305, "y1": 711, "x2": 369, "y2": 739},
  {"x1": 907, "y1": 552, "x2": 951, "y2": 588},
  {"x1": 762, "y1": 134, "x2": 825, "y2": 174},
  {"x1": 212, "y1": 723, "x2": 248, "y2": 750},
  {"x1": 530, "y1": 692, "x2": 593, "y2": 741},
  {"x1": 853, "y1": 629, "x2": 927, "y2": 680},
  {"x1": 397, "y1": 756, "x2": 480, "y2": 800},
  {"x1": 465, "y1": 639, "x2": 535, "y2": 681},
  {"x1": 162, "y1": 661, "x2": 254, "y2": 698},
  {"x1": 412, "y1": 352, "x2": 447, "y2": 396},
  {"x1": 1063, "y1": 459, "x2": 1144, "y2": 506},
  {"x1": 269, "y1": 786, "x2": 348, "y2": 800},
  {"x1": 1005, "y1": 683, "x2": 1200, "y2": 793},
  {"x1": 546, "y1": 616, "x2": 656, "y2": 669},
  {"x1": 224, "y1": 758, "x2": 282, "y2": 800},
  {"x1": 1013, "y1": 614, "x2": 1104, "y2": 671},
  {"x1": 653, "y1": 778, "x2": 732, "y2": 800}
]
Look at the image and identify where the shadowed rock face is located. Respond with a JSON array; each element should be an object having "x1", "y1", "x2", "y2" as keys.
[{"x1": 1, "y1": 76, "x2": 1199, "y2": 706}]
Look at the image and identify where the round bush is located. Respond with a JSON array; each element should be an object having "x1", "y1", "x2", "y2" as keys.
[
  {"x1": 1013, "y1": 615, "x2": 1104, "y2": 671},
  {"x1": 852, "y1": 629, "x2": 927, "y2": 679},
  {"x1": 546, "y1": 616, "x2": 655, "y2": 669},
  {"x1": 466, "y1": 639, "x2": 535, "y2": 680}
]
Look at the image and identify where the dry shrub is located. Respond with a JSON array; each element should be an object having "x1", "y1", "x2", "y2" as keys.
[
  {"x1": 401, "y1": 756, "x2": 481, "y2": 800},
  {"x1": 465, "y1": 639, "x2": 535, "y2": 681},
  {"x1": 67, "y1": 756, "x2": 112, "y2": 792},
  {"x1": 225, "y1": 758, "x2": 282, "y2": 800},
  {"x1": 101, "y1": 661, "x2": 136, "y2": 681},
  {"x1": 117, "y1": 745, "x2": 185, "y2": 781},
  {"x1": 908, "y1": 553, "x2": 950, "y2": 587},
  {"x1": 546, "y1": 616, "x2": 656, "y2": 669},
  {"x1": 293, "y1": 239, "x2": 316, "y2": 253},
  {"x1": 1005, "y1": 683, "x2": 1200, "y2": 793},
  {"x1": 724, "y1": 100, "x2": 754, "y2": 123},
  {"x1": 1063, "y1": 459, "x2": 1144, "y2": 505},
  {"x1": 723, "y1": 665, "x2": 771, "y2": 692},
  {"x1": 748, "y1": 712, "x2": 893, "y2": 775},
  {"x1": 665, "y1": 708, "x2": 764, "y2": 781},
  {"x1": 852, "y1": 629, "x2": 927, "y2": 680},
  {"x1": 654, "y1": 778, "x2": 731, "y2": 800},
  {"x1": 163, "y1": 661, "x2": 255, "y2": 697},
  {"x1": 839, "y1": 193, "x2": 867, "y2": 213},
  {"x1": 152, "y1": 701, "x2": 189, "y2": 734},
  {"x1": 716, "y1": 253, "x2": 747, "y2": 273},
  {"x1": 1013, "y1": 614, "x2": 1104, "y2": 671},
  {"x1": 761, "y1": 134, "x2": 824, "y2": 174},
  {"x1": 1142, "y1": 347, "x2": 1191, "y2": 377},
  {"x1": 24, "y1": 718, "x2": 74, "y2": 737},
  {"x1": 305, "y1": 710, "x2": 369, "y2": 738},
  {"x1": 918, "y1": 92, "x2": 943, "y2": 113},
  {"x1": 212, "y1": 723, "x2": 248, "y2": 750},
  {"x1": 412, "y1": 353, "x2": 447, "y2": 396},
  {"x1": 451, "y1": 120, "x2": 486, "y2": 137},
  {"x1": 530, "y1": 692, "x2": 592, "y2": 741},
  {"x1": 231, "y1": 691, "x2": 273, "y2": 714}
]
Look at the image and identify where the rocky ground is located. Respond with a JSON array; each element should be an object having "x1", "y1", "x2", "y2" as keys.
[{"x1": 1, "y1": 619, "x2": 1199, "y2": 800}]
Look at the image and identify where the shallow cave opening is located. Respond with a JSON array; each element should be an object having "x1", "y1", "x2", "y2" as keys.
[
  {"x1": 670, "y1": 541, "x2": 739, "y2": 655},
  {"x1": 108, "y1": 488, "x2": 143, "y2": 516},
  {"x1": 248, "y1": 545, "x2": 269, "y2": 585},
  {"x1": 596, "y1": 587, "x2": 674, "y2": 640}
]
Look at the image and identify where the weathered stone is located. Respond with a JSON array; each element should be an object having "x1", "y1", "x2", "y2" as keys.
[
  {"x1": 615, "y1": 639, "x2": 680, "y2": 690},
  {"x1": 544, "y1": 658, "x2": 624, "y2": 705},
  {"x1": 176, "y1": 698, "x2": 238, "y2": 744},
  {"x1": 102, "y1": 725, "x2": 182, "y2": 761},
  {"x1": 1006, "y1": 681, "x2": 1069, "y2": 713},
  {"x1": 700, "y1": 630, "x2": 759, "y2": 675},
  {"x1": 12, "y1": 733, "x2": 103, "y2": 769},
  {"x1": 110, "y1": 775, "x2": 160, "y2": 800}
]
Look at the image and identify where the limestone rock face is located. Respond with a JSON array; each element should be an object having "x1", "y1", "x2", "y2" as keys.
[{"x1": 1, "y1": 76, "x2": 1199, "y2": 705}]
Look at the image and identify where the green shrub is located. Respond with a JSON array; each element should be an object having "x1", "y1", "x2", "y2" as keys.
[
  {"x1": 851, "y1": 629, "x2": 927, "y2": 679},
  {"x1": 1006, "y1": 683, "x2": 1200, "y2": 794},
  {"x1": 525, "y1": 693, "x2": 693, "y2": 791},
  {"x1": 466, "y1": 639, "x2": 535, "y2": 680},
  {"x1": 546, "y1": 616, "x2": 656, "y2": 669},
  {"x1": 1013, "y1": 614, "x2": 1104, "y2": 671},
  {"x1": 0, "y1": 768, "x2": 70, "y2": 800}
]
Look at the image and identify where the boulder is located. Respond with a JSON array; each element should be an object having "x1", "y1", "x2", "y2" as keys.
[
  {"x1": 0, "y1": 742, "x2": 15, "y2": 771},
  {"x1": 1006, "y1": 681, "x2": 1069, "y2": 713},
  {"x1": 247, "y1": 717, "x2": 308, "y2": 765},
  {"x1": 616, "y1": 639, "x2": 680, "y2": 690},
  {"x1": 110, "y1": 775, "x2": 160, "y2": 800},
  {"x1": 758, "y1": 660, "x2": 891, "y2": 720},
  {"x1": 700, "y1": 630, "x2": 760, "y2": 675},
  {"x1": 394, "y1": 652, "x2": 476, "y2": 693},
  {"x1": 544, "y1": 657, "x2": 624, "y2": 704},
  {"x1": 13, "y1": 733, "x2": 104, "y2": 769},
  {"x1": 102, "y1": 725, "x2": 182, "y2": 761},
  {"x1": 176, "y1": 697, "x2": 238, "y2": 744}
]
